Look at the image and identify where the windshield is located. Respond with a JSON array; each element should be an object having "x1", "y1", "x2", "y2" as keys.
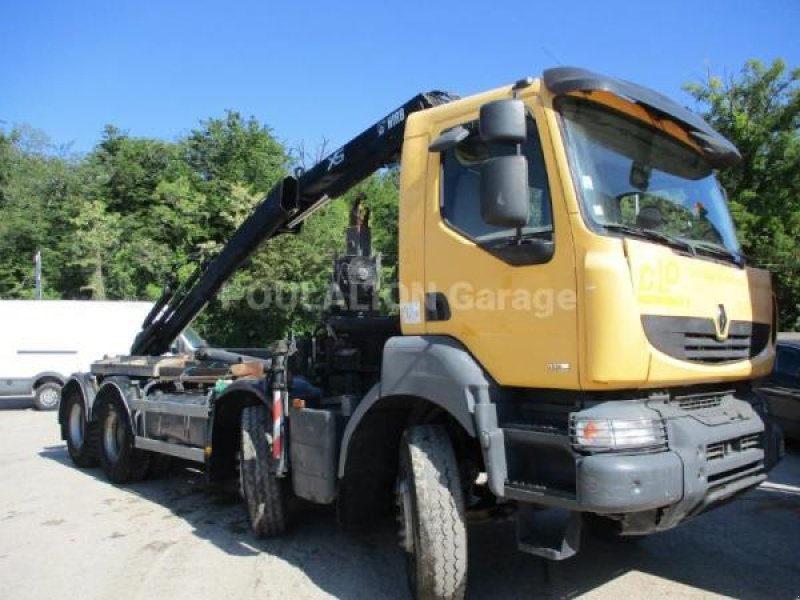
[{"x1": 558, "y1": 97, "x2": 741, "y2": 257}]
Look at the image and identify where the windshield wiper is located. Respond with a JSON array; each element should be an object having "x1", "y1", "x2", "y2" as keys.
[
  {"x1": 602, "y1": 224, "x2": 695, "y2": 254},
  {"x1": 604, "y1": 224, "x2": 745, "y2": 267},
  {"x1": 691, "y1": 241, "x2": 745, "y2": 266}
]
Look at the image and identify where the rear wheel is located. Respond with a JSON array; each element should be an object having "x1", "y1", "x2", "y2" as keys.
[
  {"x1": 396, "y1": 424, "x2": 467, "y2": 600},
  {"x1": 96, "y1": 399, "x2": 150, "y2": 483},
  {"x1": 240, "y1": 405, "x2": 289, "y2": 537},
  {"x1": 63, "y1": 393, "x2": 98, "y2": 468},
  {"x1": 33, "y1": 382, "x2": 61, "y2": 411}
]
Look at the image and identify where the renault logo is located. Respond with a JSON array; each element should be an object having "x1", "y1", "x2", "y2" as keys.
[{"x1": 716, "y1": 304, "x2": 729, "y2": 340}]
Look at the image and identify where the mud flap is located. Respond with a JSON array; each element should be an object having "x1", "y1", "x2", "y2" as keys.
[{"x1": 516, "y1": 505, "x2": 582, "y2": 560}]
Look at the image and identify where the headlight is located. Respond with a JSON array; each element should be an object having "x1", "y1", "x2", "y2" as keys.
[{"x1": 570, "y1": 416, "x2": 667, "y2": 452}]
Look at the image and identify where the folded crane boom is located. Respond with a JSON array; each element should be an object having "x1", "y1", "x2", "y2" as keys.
[{"x1": 131, "y1": 91, "x2": 454, "y2": 356}]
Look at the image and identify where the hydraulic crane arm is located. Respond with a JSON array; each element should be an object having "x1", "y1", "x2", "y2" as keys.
[{"x1": 131, "y1": 91, "x2": 455, "y2": 356}]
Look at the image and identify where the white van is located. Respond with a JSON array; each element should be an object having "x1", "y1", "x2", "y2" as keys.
[{"x1": 0, "y1": 300, "x2": 199, "y2": 410}]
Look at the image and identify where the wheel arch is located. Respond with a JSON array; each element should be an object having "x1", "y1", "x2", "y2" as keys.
[
  {"x1": 338, "y1": 389, "x2": 477, "y2": 479},
  {"x1": 92, "y1": 377, "x2": 137, "y2": 425},
  {"x1": 338, "y1": 335, "x2": 496, "y2": 479},
  {"x1": 336, "y1": 391, "x2": 481, "y2": 531},
  {"x1": 58, "y1": 373, "x2": 96, "y2": 430},
  {"x1": 335, "y1": 335, "x2": 493, "y2": 530}
]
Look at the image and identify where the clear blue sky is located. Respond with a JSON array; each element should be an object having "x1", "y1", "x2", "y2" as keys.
[{"x1": 1, "y1": 0, "x2": 798, "y2": 155}]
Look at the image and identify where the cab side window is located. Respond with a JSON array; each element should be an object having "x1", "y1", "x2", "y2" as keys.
[{"x1": 441, "y1": 116, "x2": 553, "y2": 243}]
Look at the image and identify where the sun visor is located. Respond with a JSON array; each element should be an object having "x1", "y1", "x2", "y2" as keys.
[{"x1": 543, "y1": 67, "x2": 741, "y2": 168}]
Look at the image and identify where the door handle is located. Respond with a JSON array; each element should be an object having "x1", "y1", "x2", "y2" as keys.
[{"x1": 425, "y1": 292, "x2": 451, "y2": 322}]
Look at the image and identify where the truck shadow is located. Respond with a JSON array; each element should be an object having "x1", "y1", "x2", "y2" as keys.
[{"x1": 39, "y1": 444, "x2": 800, "y2": 599}]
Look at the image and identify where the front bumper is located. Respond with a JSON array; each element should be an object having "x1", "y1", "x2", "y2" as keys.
[{"x1": 482, "y1": 393, "x2": 783, "y2": 534}]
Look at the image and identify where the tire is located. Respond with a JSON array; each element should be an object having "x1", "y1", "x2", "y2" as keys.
[
  {"x1": 33, "y1": 382, "x2": 61, "y2": 411},
  {"x1": 396, "y1": 425, "x2": 467, "y2": 600},
  {"x1": 96, "y1": 399, "x2": 150, "y2": 484},
  {"x1": 240, "y1": 405, "x2": 289, "y2": 537},
  {"x1": 62, "y1": 392, "x2": 99, "y2": 468}
]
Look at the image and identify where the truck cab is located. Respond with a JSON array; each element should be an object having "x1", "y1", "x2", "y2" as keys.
[
  {"x1": 401, "y1": 70, "x2": 774, "y2": 389},
  {"x1": 388, "y1": 67, "x2": 781, "y2": 539}
]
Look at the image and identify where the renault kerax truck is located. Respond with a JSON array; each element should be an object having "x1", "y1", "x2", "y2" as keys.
[{"x1": 59, "y1": 67, "x2": 783, "y2": 600}]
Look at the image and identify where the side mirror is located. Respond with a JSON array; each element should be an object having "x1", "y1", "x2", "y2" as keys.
[
  {"x1": 479, "y1": 99, "x2": 527, "y2": 144},
  {"x1": 480, "y1": 155, "x2": 530, "y2": 228}
]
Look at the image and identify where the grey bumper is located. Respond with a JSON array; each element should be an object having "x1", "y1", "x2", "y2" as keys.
[
  {"x1": 486, "y1": 398, "x2": 781, "y2": 532},
  {"x1": 576, "y1": 450, "x2": 683, "y2": 512}
]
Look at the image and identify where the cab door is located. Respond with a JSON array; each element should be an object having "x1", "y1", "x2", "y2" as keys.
[{"x1": 421, "y1": 98, "x2": 579, "y2": 389}]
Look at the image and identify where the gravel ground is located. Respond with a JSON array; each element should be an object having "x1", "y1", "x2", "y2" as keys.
[{"x1": 0, "y1": 407, "x2": 798, "y2": 600}]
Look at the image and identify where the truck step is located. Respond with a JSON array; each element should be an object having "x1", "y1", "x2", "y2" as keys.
[{"x1": 515, "y1": 504, "x2": 582, "y2": 561}]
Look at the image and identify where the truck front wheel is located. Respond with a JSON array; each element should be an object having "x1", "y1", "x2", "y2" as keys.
[
  {"x1": 96, "y1": 399, "x2": 150, "y2": 483},
  {"x1": 240, "y1": 405, "x2": 289, "y2": 537},
  {"x1": 396, "y1": 424, "x2": 467, "y2": 600}
]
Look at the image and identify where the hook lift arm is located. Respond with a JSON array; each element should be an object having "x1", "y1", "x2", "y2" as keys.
[{"x1": 131, "y1": 91, "x2": 455, "y2": 356}]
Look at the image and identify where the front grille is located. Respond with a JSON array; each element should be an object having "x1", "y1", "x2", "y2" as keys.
[
  {"x1": 642, "y1": 316, "x2": 770, "y2": 364},
  {"x1": 706, "y1": 433, "x2": 761, "y2": 461},
  {"x1": 685, "y1": 329, "x2": 752, "y2": 362}
]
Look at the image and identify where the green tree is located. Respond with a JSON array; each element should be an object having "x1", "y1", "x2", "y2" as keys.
[
  {"x1": 66, "y1": 198, "x2": 121, "y2": 299},
  {"x1": 686, "y1": 59, "x2": 800, "y2": 329},
  {"x1": 79, "y1": 129, "x2": 188, "y2": 298},
  {"x1": 0, "y1": 126, "x2": 84, "y2": 298},
  {"x1": 179, "y1": 112, "x2": 292, "y2": 345},
  {"x1": 185, "y1": 111, "x2": 286, "y2": 192},
  {"x1": 0, "y1": 111, "x2": 402, "y2": 346}
]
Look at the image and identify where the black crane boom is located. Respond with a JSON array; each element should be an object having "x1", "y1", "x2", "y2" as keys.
[{"x1": 130, "y1": 91, "x2": 455, "y2": 356}]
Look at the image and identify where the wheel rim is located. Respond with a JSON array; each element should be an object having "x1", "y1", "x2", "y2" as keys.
[
  {"x1": 39, "y1": 387, "x2": 59, "y2": 408},
  {"x1": 103, "y1": 407, "x2": 125, "y2": 462},
  {"x1": 68, "y1": 401, "x2": 84, "y2": 448}
]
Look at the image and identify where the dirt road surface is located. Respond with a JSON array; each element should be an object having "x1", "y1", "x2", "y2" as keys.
[{"x1": 0, "y1": 407, "x2": 798, "y2": 599}]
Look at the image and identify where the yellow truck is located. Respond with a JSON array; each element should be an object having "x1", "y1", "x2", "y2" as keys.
[{"x1": 60, "y1": 67, "x2": 784, "y2": 599}]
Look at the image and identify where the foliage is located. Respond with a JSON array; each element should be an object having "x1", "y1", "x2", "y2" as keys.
[
  {"x1": 0, "y1": 113, "x2": 399, "y2": 346},
  {"x1": 685, "y1": 59, "x2": 800, "y2": 329}
]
